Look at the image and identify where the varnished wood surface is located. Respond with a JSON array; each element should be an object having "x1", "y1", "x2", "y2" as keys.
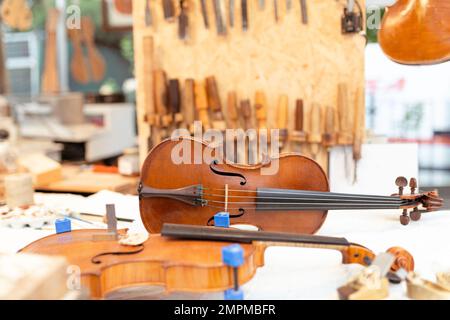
[
  {"x1": 140, "y1": 137, "x2": 329, "y2": 234},
  {"x1": 20, "y1": 229, "x2": 263, "y2": 299},
  {"x1": 379, "y1": 0, "x2": 450, "y2": 65}
]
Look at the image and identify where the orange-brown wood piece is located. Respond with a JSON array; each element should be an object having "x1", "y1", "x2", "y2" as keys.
[
  {"x1": 19, "y1": 228, "x2": 415, "y2": 299},
  {"x1": 140, "y1": 137, "x2": 442, "y2": 234},
  {"x1": 379, "y1": 0, "x2": 450, "y2": 65}
]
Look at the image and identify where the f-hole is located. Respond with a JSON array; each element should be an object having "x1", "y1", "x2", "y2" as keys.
[{"x1": 209, "y1": 160, "x2": 247, "y2": 186}]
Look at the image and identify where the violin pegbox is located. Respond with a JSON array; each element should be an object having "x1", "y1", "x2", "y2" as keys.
[{"x1": 394, "y1": 176, "x2": 444, "y2": 226}]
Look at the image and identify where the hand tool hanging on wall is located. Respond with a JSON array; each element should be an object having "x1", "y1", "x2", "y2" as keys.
[
  {"x1": 41, "y1": 9, "x2": 60, "y2": 94},
  {"x1": 169, "y1": 79, "x2": 183, "y2": 129},
  {"x1": 258, "y1": 0, "x2": 265, "y2": 10},
  {"x1": 255, "y1": 91, "x2": 268, "y2": 130},
  {"x1": 228, "y1": 0, "x2": 235, "y2": 27},
  {"x1": 142, "y1": 36, "x2": 157, "y2": 150},
  {"x1": 138, "y1": 137, "x2": 443, "y2": 234},
  {"x1": 194, "y1": 81, "x2": 211, "y2": 130},
  {"x1": 273, "y1": 0, "x2": 279, "y2": 22},
  {"x1": 240, "y1": 99, "x2": 257, "y2": 164},
  {"x1": 276, "y1": 95, "x2": 289, "y2": 151},
  {"x1": 81, "y1": 17, "x2": 106, "y2": 82},
  {"x1": 153, "y1": 70, "x2": 170, "y2": 143},
  {"x1": 206, "y1": 76, "x2": 226, "y2": 130},
  {"x1": 286, "y1": 0, "x2": 292, "y2": 11},
  {"x1": 241, "y1": 0, "x2": 249, "y2": 31},
  {"x1": 337, "y1": 83, "x2": 352, "y2": 145},
  {"x1": 182, "y1": 79, "x2": 196, "y2": 133},
  {"x1": 178, "y1": 0, "x2": 189, "y2": 40},
  {"x1": 213, "y1": 0, "x2": 227, "y2": 35},
  {"x1": 291, "y1": 99, "x2": 307, "y2": 152},
  {"x1": 341, "y1": 0, "x2": 362, "y2": 34},
  {"x1": 353, "y1": 86, "x2": 365, "y2": 184},
  {"x1": 200, "y1": 0, "x2": 210, "y2": 28},
  {"x1": 300, "y1": 0, "x2": 308, "y2": 24},
  {"x1": 226, "y1": 92, "x2": 239, "y2": 129},
  {"x1": 145, "y1": 0, "x2": 153, "y2": 27},
  {"x1": 308, "y1": 102, "x2": 322, "y2": 159},
  {"x1": 322, "y1": 106, "x2": 338, "y2": 148},
  {"x1": 163, "y1": 0, "x2": 176, "y2": 21}
]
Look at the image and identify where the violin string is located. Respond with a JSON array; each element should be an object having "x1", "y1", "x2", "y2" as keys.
[
  {"x1": 199, "y1": 187, "x2": 401, "y2": 202},
  {"x1": 199, "y1": 203, "x2": 405, "y2": 211},
  {"x1": 199, "y1": 192, "x2": 404, "y2": 203}
]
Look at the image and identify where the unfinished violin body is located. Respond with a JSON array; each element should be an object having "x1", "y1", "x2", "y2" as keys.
[
  {"x1": 139, "y1": 138, "x2": 442, "y2": 234},
  {"x1": 19, "y1": 226, "x2": 415, "y2": 299},
  {"x1": 19, "y1": 229, "x2": 260, "y2": 299},
  {"x1": 379, "y1": 0, "x2": 450, "y2": 65}
]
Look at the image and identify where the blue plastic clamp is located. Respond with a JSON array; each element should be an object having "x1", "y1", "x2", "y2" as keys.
[
  {"x1": 224, "y1": 288, "x2": 244, "y2": 300},
  {"x1": 222, "y1": 244, "x2": 244, "y2": 268},
  {"x1": 55, "y1": 218, "x2": 71, "y2": 234},
  {"x1": 214, "y1": 212, "x2": 230, "y2": 228}
]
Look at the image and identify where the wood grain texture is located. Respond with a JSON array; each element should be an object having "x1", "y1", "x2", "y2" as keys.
[
  {"x1": 133, "y1": 0, "x2": 366, "y2": 167},
  {"x1": 379, "y1": 0, "x2": 450, "y2": 65}
]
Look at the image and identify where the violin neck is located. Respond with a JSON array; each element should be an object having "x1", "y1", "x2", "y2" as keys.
[
  {"x1": 161, "y1": 223, "x2": 351, "y2": 248},
  {"x1": 255, "y1": 188, "x2": 408, "y2": 211}
]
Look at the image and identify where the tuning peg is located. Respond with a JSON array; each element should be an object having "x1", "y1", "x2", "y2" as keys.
[
  {"x1": 409, "y1": 207, "x2": 421, "y2": 221},
  {"x1": 395, "y1": 176, "x2": 408, "y2": 195},
  {"x1": 409, "y1": 178, "x2": 417, "y2": 194},
  {"x1": 400, "y1": 209, "x2": 410, "y2": 225}
]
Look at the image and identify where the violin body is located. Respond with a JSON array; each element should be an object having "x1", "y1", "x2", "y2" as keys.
[
  {"x1": 379, "y1": 0, "x2": 450, "y2": 65},
  {"x1": 19, "y1": 229, "x2": 262, "y2": 299},
  {"x1": 140, "y1": 138, "x2": 329, "y2": 234}
]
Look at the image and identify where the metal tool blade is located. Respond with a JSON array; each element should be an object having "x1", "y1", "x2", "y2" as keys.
[
  {"x1": 200, "y1": 0, "x2": 209, "y2": 28},
  {"x1": 300, "y1": 0, "x2": 308, "y2": 24},
  {"x1": 241, "y1": 0, "x2": 248, "y2": 31},
  {"x1": 213, "y1": 0, "x2": 227, "y2": 35},
  {"x1": 229, "y1": 0, "x2": 235, "y2": 27},
  {"x1": 106, "y1": 204, "x2": 118, "y2": 236},
  {"x1": 371, "y1": 253, "x2": 395, "y2": 278}
]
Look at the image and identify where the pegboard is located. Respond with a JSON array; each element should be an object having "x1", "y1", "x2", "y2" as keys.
[{"x1": 133, "y1": 0, "x2": 366, "y2": 169}]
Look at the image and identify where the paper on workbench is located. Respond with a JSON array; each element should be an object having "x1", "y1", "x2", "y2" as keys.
[{"x1": 34, "y1": 190, "x2": 140, "y2": 221}]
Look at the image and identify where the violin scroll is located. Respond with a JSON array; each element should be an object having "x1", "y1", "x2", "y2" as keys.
[
  {"x1": 394, "y1": 177, "x2": 443, "y2": 226},
  {"x1": 345, "y1": 245, "x2": 414, "y2": 272}
]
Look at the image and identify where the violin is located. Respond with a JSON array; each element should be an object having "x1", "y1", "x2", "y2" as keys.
[
  {"x1": 379, "y1": 0, "x2": 450, "y2": 65},
  {"x1": 139, "y1": 137, "x2": 442, "y2": 234},
  {"x1": 19, "y1": 225, "x2": 414, "y2": 299}
]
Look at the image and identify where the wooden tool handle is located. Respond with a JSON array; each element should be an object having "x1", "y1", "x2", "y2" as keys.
[
  {"x1": 337, "y1": 83, "x2": 352, "y2": 144},
  {"x1": 276, "y1": 95, "x2": 288, "y2": 129},
  {"x1": 227, "y1": 91, "x2": 239, "y2": 128},
  {"x1": 295, "y1": 99, "x2": 304, "y2": 131},
  {"x1": 182, "y1": 79, "x2": 195, "y2": 129},
  {"x1": 143, "y1": 36, "x2": 155, "y2": 125},
  {"x1": 206, "y1": 76, "x2": 223, "y2": 114},
  {"x1": 153, "y1": 70, "x2": 169, "y2": 127},
  {"x1": 255, "y1": 91, "x2": 268, "y2": 129},
  {"x1": 240, "y1": 99, "x2": 252, "y2": 130},
  {"x1": 308, "y1": 103, "x2": 322, "y2": 143},
  {"x1": 68, "y1": 27, "x2": 89, "y2": 84},
  {"x1": 163, "y1": 0, "x2": 176, "y2": 20},
  {"x1": 353, "y1": 86, "x2": 365, "y2": 161},
  {"x1": 41, "y1": 8, "x2": 60, "y2": 94},
  {"x1": 194, "y1": 81, "x2": 210, "y2": 128},
  {"x1": 322, "y1": 106, "x2": 338, "y2": 147},
  {"x1": 168, "y1": 79, "x2": 181, "y2": 114}
]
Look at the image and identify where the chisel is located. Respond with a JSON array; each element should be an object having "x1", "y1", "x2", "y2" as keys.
[
  {"x1": 291, "y1": 99, "x2": 307, "y2": 152},
  {"x1": 229, "y1": 0, "x2": 235, "y2": 27},
  {"x1": 182, "y1": 79, "x2": 195, "y2": 133},
  {"x1": 300, "y1": 0, "x2": 308, "y2": 24},
  {"x1": 162, "y1": 0, "x2": 175, "y2": 21},
  {"x1": 200, "y1": 0, "x2": 209, "y2": 28},
  {"x1": 241, "y1": 0, "x2": 249, "y2": 31},
  {"x1": 212, "y1": 0, "x2": 227, "y2": 35},
  {"x1": 178, "y1": 0, "x2": 189, "y2": 40}
]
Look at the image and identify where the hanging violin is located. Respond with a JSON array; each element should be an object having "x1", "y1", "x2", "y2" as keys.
[
  {"x1": 379, "y1": 0, "x2": 450, "y2": 65},
  {"x1": 139, "y1": 137, "x2": 442, "y2": 234},
  {"x1": 19, "y1": 225, "x2": 414, "y2": 299}
]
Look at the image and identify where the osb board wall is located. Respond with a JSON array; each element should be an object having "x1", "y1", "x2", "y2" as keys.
[{"x1": 133, "y1": 0, "x2": 366, "y2": 168}]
